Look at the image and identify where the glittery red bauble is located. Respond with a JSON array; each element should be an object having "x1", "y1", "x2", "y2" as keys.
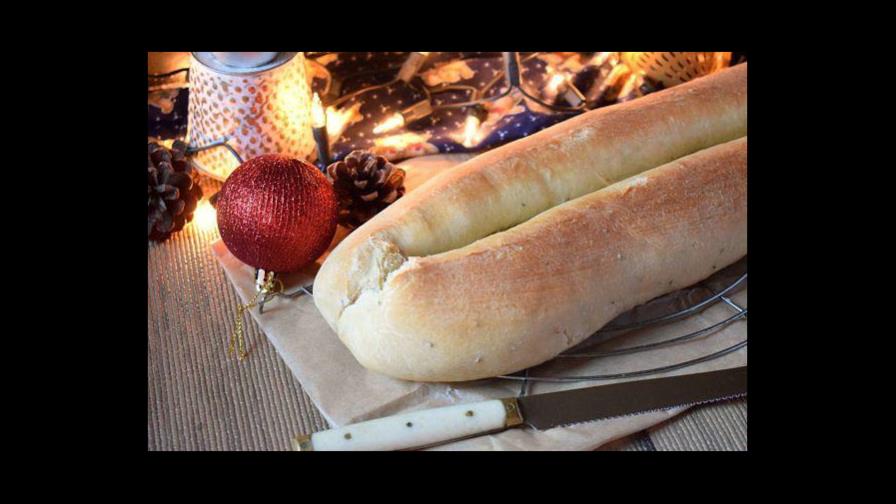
[{"x1": 217, "y1": 155, "x2": 338, "y2": 272}]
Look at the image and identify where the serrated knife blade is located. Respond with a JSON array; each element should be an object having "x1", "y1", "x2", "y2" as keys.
[
  {"x1": 292, "y1": 366, "x2": 746, "y2": 450},
  {"x1": 517, "y1": 366, "x2": 747, "y2": 430}
]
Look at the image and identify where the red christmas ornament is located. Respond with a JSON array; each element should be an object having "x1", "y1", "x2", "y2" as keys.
[{"x1": 217, "y1": 155, "x2": 338, "y2": 272}]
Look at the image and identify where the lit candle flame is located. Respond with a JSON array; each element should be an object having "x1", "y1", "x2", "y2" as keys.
[
  {"x1": 462, "y1": 115, "x2": 480, "y2": 148},
  {"x1": 311, "y1": 92, "x2": 326, "y2": 128},
  {"x1": 193, "y1": 199, "x2": 218, "y2": 234},
  {"x1": 372, "y1": 113, "x2": 405, "y2": 135}
]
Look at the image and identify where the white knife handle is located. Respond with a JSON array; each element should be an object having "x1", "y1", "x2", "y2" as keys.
[{"x1": 293, "y1": 398, "x2": 523, "y2": 451}]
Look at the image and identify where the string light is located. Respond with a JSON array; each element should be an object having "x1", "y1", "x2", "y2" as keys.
[
  {"x1": 311, "y1": 92, "x2": 330, "y2": 169},
  {"x1": 193, "y1": 199, "x2": 218, "y2": 233},
  {"x1": 166, "y1": 53, "x2": 684, "y2": 170},
  {"x1": 372, "y1": 99, "x2": 434, "y2": 134},
  {"x1": 373, "y1": 113, "x2": 404, "y2": 134},
  {"x1": 462, "y1": 114, "x2": 480, "y2": 148},
  {"x1": 545, "y1": 73, "x2": 566, "y2": 97},
  {"x1": 397, "y1": 52, "x2": 430, "y2": 82},
  {"x1": 325, "y1": 102, "x2": 361, "y2": 140},
  {"x1": 311, "y1": 92, "x2": 326, "y2": 128},
  {"x1": 460, "y1": 103, "x2": 488, "y2": 148},
  {"x1": 585, "y1": 62, "x2": 631, "y2": 104},
  {"x1": 549, "y1": 72, "x2": 585, "y2": 108},
  {"x1": 589, "y1": 51, "x2": 616, "y2": 68},
  {"x1": 329, "y1": 52, "x2": 602, "y2": 149},
  {"x1": 616, "y1": 73, "x2": 642, "y2": 103}
]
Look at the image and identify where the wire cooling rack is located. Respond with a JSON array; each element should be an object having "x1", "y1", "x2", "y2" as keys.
[{"x1": 499, "y1": 257, "x2": 747, "y2": 395}]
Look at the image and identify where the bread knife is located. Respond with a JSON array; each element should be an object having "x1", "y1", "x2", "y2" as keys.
[{"x1": 292, "y1": 366, "x2": 746, "y2": 451}]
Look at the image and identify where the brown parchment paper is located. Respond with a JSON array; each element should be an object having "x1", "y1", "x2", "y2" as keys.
[{"x1": 212, "y1": 154, "x2": 747, "y2": 450}]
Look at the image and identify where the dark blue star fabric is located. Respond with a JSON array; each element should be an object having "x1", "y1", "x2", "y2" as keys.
[{"x1": 302, "y1": 52, "x2": 611, "y2": 161}]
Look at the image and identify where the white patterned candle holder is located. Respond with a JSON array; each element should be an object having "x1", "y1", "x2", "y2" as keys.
[{"x1": 187, "y1": 52, "x2": 315, "y2": 180}]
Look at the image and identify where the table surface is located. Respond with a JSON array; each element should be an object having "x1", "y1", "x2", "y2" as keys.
[
  {"x1": 147, "y1": 52, "x2": 746, "y2": 451},
  {"x1": 147, "y1": 178, "x2": 747, "y2": 452}
]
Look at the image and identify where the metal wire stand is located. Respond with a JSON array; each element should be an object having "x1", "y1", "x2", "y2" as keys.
[{"x1": 498, "y1": 259, "x2": 747, "y2": 395}]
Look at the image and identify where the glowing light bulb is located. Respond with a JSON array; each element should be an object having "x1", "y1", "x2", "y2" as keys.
[
  {"x1": 546, "y1": 73, "x2": 567, "y2": 96},
  {"x1": 325, "y1": 103, "x2": 359, "y2": 140},
  {"x1": 373, "y1": 113, "x2": 405, "y2": 135},
  {"x1": 397, "y1": 52, "x2": 431, "y2": 82},
  {"x1": 193, "y1": 199, "x2": 218, "y2": 233},
  {"x1": 462, "y1": 115, "x2": 480, "y2": 148}
]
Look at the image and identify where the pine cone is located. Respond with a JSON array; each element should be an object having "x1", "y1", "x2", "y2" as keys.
[
  {"x1": 326, "y1": 150, "x2": 406, "y2": 229},
  {"x1": 148, "y1": 140, "x2": 203, "y2": 242}
]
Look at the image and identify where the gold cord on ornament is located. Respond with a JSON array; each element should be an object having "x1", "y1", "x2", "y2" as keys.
[{"x1": 229, "y1": 271, "x2": 282, "y2": 361}]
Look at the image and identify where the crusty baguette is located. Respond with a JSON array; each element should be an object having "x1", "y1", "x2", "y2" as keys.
[
  {"x1": 327, "y1": 137, "x2": 747, "y2": 381},
  {"x1": 314, "y1": 64, "x2": 747, "y2": 381}
]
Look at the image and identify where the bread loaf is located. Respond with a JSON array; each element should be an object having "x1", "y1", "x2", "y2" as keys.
[{"x1": 314, "y1": 64, "x2": 748, "y2": 382}]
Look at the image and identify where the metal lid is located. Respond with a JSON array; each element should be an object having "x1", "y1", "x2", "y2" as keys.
[{"x1": 191, "y1": 52, "x2": 299, "y2": 76}]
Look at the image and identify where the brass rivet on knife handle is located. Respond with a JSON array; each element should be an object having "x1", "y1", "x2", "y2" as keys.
[
  {"x1": 292, "y1": 433, "x2": 314, "y2": 451},
  {"x1": 501, "y1": 398, "x2": 524, "y2": 427}
]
